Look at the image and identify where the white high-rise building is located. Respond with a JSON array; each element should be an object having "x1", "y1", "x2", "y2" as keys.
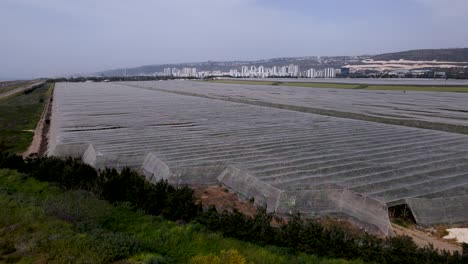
[
  {"x1": 181, "y1": 67, "x2": 192, "y2": 76},
  {"x1": 163, "y1": 68, "x2": 172, "y2": 76},
  {"x1": 306, "y1": 68, "x2": 316, "y2": 78},
  {"x1": 272, "y1": 66, "x2": 278, "y2": 76},
  {"x1": 281, "y1": 66, "x2": 287, "y2": 76},
  {"x1": 172, "y1": 68, "x2": 180, "y2": 76},
  {"x1": 313, "y1": 69, "x2": 324, "y2": 78},
  {"x1": 288, "y1": 64, "x2": 294, "y2": 75},
  {"x1": 241, "y1": 66, "x2": 249, "y2": 77},
  {"x1": 324, "y1": 68, "x2": 336, "y2": 78},
  {"x1": 286, "y1": 64, "x2": 299, "y2": 77},
  {"x1": 293, "y1": 65, "x2": 299, "y2": 77}
]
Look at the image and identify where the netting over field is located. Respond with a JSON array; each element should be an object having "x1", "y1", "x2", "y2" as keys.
[{"x1": 48, "y1": 82, "x2": 468, "y2": 235}]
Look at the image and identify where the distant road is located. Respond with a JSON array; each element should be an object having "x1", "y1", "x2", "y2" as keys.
[
  {"x1": 233, "y1": 78, "x2": 468, "y2": 86},
  {"x1": 0, "y1": 81, "x2": 45, "y2": 100}
]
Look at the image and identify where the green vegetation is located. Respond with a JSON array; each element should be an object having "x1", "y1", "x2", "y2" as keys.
[
  {"x1": 0, "y1": 153, "x2": 467, "y2": 263},
  {"x1": 0, "y1": 81, "x2": 30, "y2": 94},
  {"x1": 372, "y1": 48, "x2": 468, "y2": 62},
  {"x1": 0, "y1": 83, "x2": 52, "y2": 153},
  {"x1": 0, "y1": 168, "x2": 360, "y2": 264},
  {"x1": 208, "y1": 79, "x2": 468, "y2": 93}
]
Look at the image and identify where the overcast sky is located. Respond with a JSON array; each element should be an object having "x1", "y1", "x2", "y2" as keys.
[{"x1": 1, "y1": 0, "x2": 468, "y2": 79}]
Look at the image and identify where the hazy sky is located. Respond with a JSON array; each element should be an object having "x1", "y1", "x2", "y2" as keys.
[{"x1": 1, "y1": 0, "x2": 468, "y2": 79}]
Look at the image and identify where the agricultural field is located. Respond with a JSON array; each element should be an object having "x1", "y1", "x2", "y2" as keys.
[
  {"x1": 49, "y1": 81, "x2": 468, "y2": 235},
  {"x1": 0, "y1": 80, "x2": 34, "y2": 93},
  {"x1": 0, "y1": 83, "x2": 53, "y2": 153}
]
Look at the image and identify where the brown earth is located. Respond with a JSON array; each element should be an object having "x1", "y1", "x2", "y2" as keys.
[
  {"x1": 393, "y1": 224, "x2": 461, "y2": 253},
  {"x1": 22, "y1": 86, "x2": 53, "y2": 158},
  {"x1": 193, "y1": 186, "x2": 257, "y2": 217}
]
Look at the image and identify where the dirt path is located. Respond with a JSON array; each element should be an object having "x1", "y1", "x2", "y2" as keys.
[
  {"x1": 392, "y1": 224, "x2": 462, "y2": 253},
  {"x1": 22, "y1": 85, "x2": 53, "y2": 157},
  {"x1": 0, "y1": 81, "x2": 44, "y2": 100}
]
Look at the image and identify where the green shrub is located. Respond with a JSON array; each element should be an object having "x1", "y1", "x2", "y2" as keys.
[{"x1": 0, "y1": 239, "x2": 16, "y2": 255}]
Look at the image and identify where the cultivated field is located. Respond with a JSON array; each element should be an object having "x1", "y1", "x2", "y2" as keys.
[
  {"x1": 48, "y1": 81, "x2": 468, "y2": 235},
  {"x1": 0, "y1": 83, "x2": 52, "y2": 153}
]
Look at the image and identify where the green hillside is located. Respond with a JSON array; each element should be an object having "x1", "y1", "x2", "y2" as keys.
[{"x1": 372, "y1": 48, "x2": 468, "y2": 62}]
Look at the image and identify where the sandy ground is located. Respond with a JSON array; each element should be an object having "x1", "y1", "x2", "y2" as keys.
[
  {"x1": 393, "y1": 224, "x2": 462, "y2": 253},
  {"x1": 444, "y1": 228, "x2": 468, "y2": 244}
]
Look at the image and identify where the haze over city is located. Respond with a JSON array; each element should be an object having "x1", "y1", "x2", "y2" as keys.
[{"x1": 1, "y1": 0, "x2": 468, "y2": 79}]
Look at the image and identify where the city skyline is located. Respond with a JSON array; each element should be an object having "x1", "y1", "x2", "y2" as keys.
[{"x1": 157, "y1": 64, "x2": 337, "y2": 79}]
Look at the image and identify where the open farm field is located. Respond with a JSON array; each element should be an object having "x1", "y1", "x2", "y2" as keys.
[
  {"x1": 0, "y1": 83, "x2": 52, "y2": 153},
  {"x1": 49, "y1": 81, "x2": 468, "y2": 235},
  {"x1": 0, "y1": 80, "x2": 30, "y2": 93}
]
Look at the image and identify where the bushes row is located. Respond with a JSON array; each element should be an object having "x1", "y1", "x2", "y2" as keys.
[
  {"x1": 1, "y1": 152, "x2": 467, "y2": 263},
  {"x1": 198, "y1": 208, "x2": 468, "y2": 264},
  {"x1": 0, "y1": 153, "x2": 200, "y2": 222}
]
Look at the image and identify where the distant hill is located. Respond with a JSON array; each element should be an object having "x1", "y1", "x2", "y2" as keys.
[
  {"x1": 94, "y1": 48, "x2": 468, "y2": 77},
  {"x1": 96, "y1": 56, "x2": 363, "y2": 77},
  {"x1": 372, "y1": 48, "x2": 468, "y2": 62}
]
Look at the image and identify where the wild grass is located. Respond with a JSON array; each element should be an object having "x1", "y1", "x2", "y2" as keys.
[
  {"x1": 0, "y1": 81, "x2": 32, "y2": 94},
  {"x1": 0, "y1": 168, "x2": 362, "y2": 264},
  {"x1": 0, "y1": 83, "x2": 52, "y2": 153}
]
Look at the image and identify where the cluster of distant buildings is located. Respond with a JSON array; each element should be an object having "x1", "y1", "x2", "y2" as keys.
[{"x1": 156, "y1": 65, "x2": 339, "y2": 79}]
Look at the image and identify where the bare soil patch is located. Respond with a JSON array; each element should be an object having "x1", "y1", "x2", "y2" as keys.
[
  {"x1": 22, "y1": 87, "x2": 53, "y2": 157},
  {"x1": 392, "y1": 224, "x2": 462, "y2": 253},
  {"x1": 193, "y1": 186, "x2": 257, "y2": 217}
]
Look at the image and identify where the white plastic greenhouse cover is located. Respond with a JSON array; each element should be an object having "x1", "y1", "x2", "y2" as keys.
[{"x1": 48, "y1": 81, "x2": 468, "y2": 236}]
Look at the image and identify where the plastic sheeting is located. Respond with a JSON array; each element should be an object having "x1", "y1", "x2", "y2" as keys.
[
  {"x1": 406, "y1": 195, "x2": 468, "y2": 225},
  {"x1": 48, "y1": 82, "x2": 468, "y2": 234}
]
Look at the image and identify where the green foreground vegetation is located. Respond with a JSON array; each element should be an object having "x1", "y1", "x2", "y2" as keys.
[
  {"x1": 0, "y1": 153, "x2": 466, "y2": 264},
  {"x1": 209, "y1": 79, "x2": 468, "y2": 92},
  {"x1": 0, "y1": 83, "x2": 52, "y2": 153},
  {"x1": 0, "y1": 168, "x2": 361, "y2": 264}
]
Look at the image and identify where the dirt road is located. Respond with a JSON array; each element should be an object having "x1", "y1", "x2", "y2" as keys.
[
  {"x1": 0, "y1": 81, "x2": 44, "y2": 100},
  {"x1": 22, "y1": 84, "x2": 53, "y2": 157}
]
